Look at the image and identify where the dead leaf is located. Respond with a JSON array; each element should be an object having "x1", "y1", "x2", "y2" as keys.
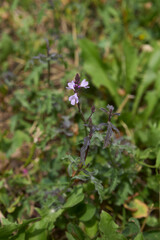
[{"x1": 130, "y1": 199, "x2": 149, "y2": 218}]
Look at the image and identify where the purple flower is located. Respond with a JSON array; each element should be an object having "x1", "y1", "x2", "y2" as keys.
[
  {"x1": 66, "y1": 79, "x2": 89, "y2": 91},
  {"x1": 66, "y1": 74, "x2": 89, "y2": 105},
  {"x1": 22, "y1": 168, "x2": 28, "y2": 175},
  {"x1": 80, "y1": 79, "x2": 89, "y2": 89},
  {"x1": 69, "y1": 93, "x2": 79, "y2": 105},
  {"x1": 66, "y1": 81, "x2": 75, "y2": 90}
]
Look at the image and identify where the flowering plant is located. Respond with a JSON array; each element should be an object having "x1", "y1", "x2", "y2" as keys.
[{"x1": 66, "y1": 73, "x2": 89, "y2": 105}]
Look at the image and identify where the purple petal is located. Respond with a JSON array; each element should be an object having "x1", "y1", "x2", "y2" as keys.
[
  {"x1": 80, "y1": 79, "x2": 89, "y2": 88},
  {"x1": 66, "y1": 81, "x2": 75, "y2": 90},
  {"x1": 69, "y1": 93, "x2": 79, "y2": 105}
]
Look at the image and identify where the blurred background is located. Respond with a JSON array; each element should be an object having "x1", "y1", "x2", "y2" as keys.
[{"x1": 0, "y1": 0, "x2": 160, "y2": 239}]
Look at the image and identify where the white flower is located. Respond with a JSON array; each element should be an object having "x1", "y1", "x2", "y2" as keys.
[
  {"x1": 69, "y1": 93, "x2": 79, "y2": 105},
  {"x1": 80, "y1": 79, "x2": 89, "y2": 89}
]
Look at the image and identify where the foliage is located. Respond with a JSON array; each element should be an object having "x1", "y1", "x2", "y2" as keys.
[{"x1": 0, "y1": 0, "x2": 160, "y2": 239}]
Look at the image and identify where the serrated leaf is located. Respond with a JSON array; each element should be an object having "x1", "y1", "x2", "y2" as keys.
[
  {"x1": 72, "y1": 175, "x2": 89, "y2": 181},
  {"x1": 116, "y1": 182, "x2": 132, "y2": 206},
  {"x1": 103, "y1": 122, "x2": 113, "y2": 148},
  {"x1": 90, "y1": 176, "x2": 104, "y2": 203},
  {"x1": 80, "y1": 136, "x2": 90, "y2": 164},
  {"x1": 99, "y1": 211, "x2": 126, "y2": 240}
]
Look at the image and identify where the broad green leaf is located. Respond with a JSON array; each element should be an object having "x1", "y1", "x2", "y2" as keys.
[
  {"x1": 79, "y1": 38, "x2": 119, "y2": 105},
  {"x1": 79, "y1": 204, "x2": 96, "y2": 222},
  {"x1": 63, "y1": 186, "x2": 84, "y2": 208},
  {"x1": 134, "y1": 233, "x2": 144, "y2": 240},
  {"x1": 146, "y1": 216, "x2": 158, "y2": 227},
  {"x1": 84, "y1": 218, "x2": 98, "y2": 239},
  {"x1": 99, "y1": 211, "x2": 126, "y2": 240}
]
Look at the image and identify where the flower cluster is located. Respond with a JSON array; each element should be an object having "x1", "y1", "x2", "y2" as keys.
[{"x1": 66, "y1": 73, "x2": 89, "y2": 105}]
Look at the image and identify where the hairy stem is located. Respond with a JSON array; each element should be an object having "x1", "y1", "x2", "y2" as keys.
[{"x1": 77, "y1": 102, "x2": 88, "y2": 136}]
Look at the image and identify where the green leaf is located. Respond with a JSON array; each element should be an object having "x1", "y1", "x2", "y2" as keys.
[
  {"x1": 116, "y1": 182, "x2": 133, "y2": 206},
  {"x1": 146, "y1": 216, "x2": 158, "y2": 227},
  {"x1": 123, "y1": 218, "x2": 140, "y2": 237},
  {"x1": 148, "y1": 50, "x2": 160, "y2": 71},
  {"x1": 63, "y1": 186, "x2": 84, "y2": 208},
  {"x1": 0, "y1": 188, "x2": 10, "y2": 207},
  {"x1": 66, "y1": 232, "x2": 76, "y2": 240},
  {"x1": 134, "y1": 233, "x2": 144, "y2": 240},
  {"x1": 123, "y1": 40, "x2": 138, "y2": 92},
  {"x1": 132, "y1": 70, "x2": 156, "y2": 115},
  {"x1": 7, "y1": 196, "x2": 21, "y2": 213},
  {"x1": 156, "y1": 149, "x2": 160, "y2": 168},
  {"x1": 79, "y1": 204, "x2": 96, "y2": 222},
  {"x1": 84, "y1": 218, "x2": 98, "y2": 239},
  {"x1": 10, "y1": 231, "x2": 25, "y2": 240},
  {"x1": 25, "y1": 65, "x2": 44, "y2": 88},
  {"x1": 143, "y1": 90, "x2": 158, "y2": 121},
  {"x1": 90, "y1": 176, "x2": 104, "y2": 203},
  {"x1": 99, "y1": 211, "x2": 126, "y2": 240},
  {"x1": 79, "y1": 38, "x2": 119, "y2": 105},
  {"x1": 67, "y1": 223, "x2": 85, "y2": 240},
  {"x1": 26, "y1": 209, "x2": 63, "y2": 239},
  {"x1": 144, "y1": 231, "x2": 160, "y2": 240},
  {"x1": 7, "y1": 130, "x2": 30, "y2": 157},
  {"x1": 0, "y1": 218, "x2": 39, "y2": 239}
]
